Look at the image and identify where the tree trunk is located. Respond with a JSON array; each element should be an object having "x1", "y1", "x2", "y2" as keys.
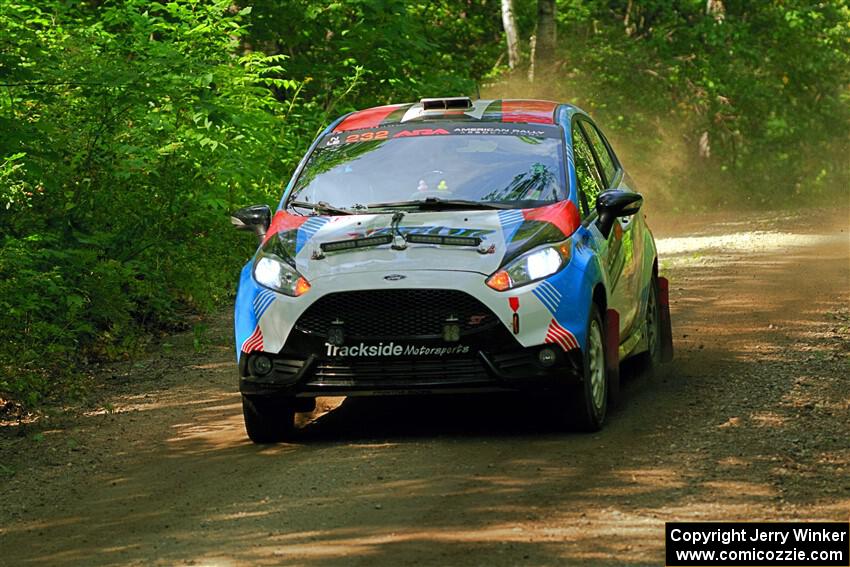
[
  {"x1": 535, "y1": 0, "x2": 557, "y2": 68},
  {"x1": 501, "y1": 0, "x2": 520, "y2": 70}
]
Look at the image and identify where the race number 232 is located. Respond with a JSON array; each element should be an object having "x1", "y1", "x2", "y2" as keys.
[{"x1": 346, "y1": 130, "x2": 389, "y2": 143}]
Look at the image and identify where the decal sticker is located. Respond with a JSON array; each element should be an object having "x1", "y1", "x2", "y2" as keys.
[
  {"x1": 501, "y1": 100, "x2": 558, "y2": 124},
  {"x1": 333, "y1": 104, "x2": 407, "y2": 132},
  {"x1": 532, "y1": 280, "x2": 562, "y2": 315},
  {"x1": 522, "y1": 200, "x2": 580, "y2": 238},
  {"x1": 451, "y1": 126, "x2": 549, "y2": 137},
  {"x1": 393, "y1": 128, "x2": 450, "y2": 138},
  {"x1": 343, "y1": 130, "x2": 389, "y2": 144},
  {"x1": 253, "y1": 289, "x2": 276, "y2": 320},
  {"x1": 498, "y1": 209, "x2": 525, "y2": 243},
  {"x1": 325, "y1": 342, "x2": 470, "y2": 357},
  {"x1": 545, "y1": 319, "x2": 579, "y2": 351},
  {"x1": 509, "y1": 296, "x2": 520, "y2": 334},
  {"x1": 296, "y1": 216, "x2": 331, "y2": 253},
  {"x1": 264, "y1": 210, "x2": 309, "y2": 244},
  {"x1": 241, "y1": 325, "x2": 264, "y2": 354},
  {"x1": 321, "y1": 121, "x2": 562, "y2": 148}
]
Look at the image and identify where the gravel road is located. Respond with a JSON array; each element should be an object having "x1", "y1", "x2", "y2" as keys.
[{"x1": 1, "y1": 209, "x2": 848, "y2": 566}]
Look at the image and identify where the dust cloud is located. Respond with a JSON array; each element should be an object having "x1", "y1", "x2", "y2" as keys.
[{"x1": 481, "y1": 74, "x2": 850, "y2": 218}]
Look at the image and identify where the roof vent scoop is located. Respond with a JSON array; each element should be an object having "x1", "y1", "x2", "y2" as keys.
[{"x1": 420, "y1": 97, "x2": 474, "y2": 111}]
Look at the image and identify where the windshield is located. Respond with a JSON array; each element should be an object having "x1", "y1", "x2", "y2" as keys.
[{"x1": 286, "y1": 122, "x2": 567, "y2": 212}]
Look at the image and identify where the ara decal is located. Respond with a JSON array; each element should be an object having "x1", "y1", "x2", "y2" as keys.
[{"x1": 393, "y1": 128, "x2": 450, "y2": 138}]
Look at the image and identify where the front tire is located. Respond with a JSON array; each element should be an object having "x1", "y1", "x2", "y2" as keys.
[
  {"x1": 242, "y1": 394, "x2": 295, "y2": 444},
  {"x1": 571, "y1": 304, "x2": 608, "y2": 431}
]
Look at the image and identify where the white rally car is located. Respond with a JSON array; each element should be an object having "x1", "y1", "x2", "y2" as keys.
[{"x1": 231, "y1": 97, "x2": 673, "y2": 443}]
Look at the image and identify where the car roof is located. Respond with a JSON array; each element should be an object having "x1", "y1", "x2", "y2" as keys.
[{"x1": 332, "y1": 99, "x2": 581, "y2": 132}]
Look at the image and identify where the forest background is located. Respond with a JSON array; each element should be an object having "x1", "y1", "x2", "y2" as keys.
[{"x1": 1, "y1": 0, "x2": 847, "y2": 408}]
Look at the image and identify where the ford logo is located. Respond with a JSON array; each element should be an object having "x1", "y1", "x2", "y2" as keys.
[{"x1": 384, "y1": 274, "x2": 406, "y2": 281}]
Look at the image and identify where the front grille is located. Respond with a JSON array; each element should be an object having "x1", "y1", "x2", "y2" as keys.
[
  {"x1": 306, "y1": 357, "x2": 491, "y2": 387},
  {"x1": 295, "y1": 289, "x2": 498, "y2": 339}
]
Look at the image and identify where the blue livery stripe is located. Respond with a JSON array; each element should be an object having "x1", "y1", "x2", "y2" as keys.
[
  {"x1": 533, "y1": 287, "x2": 558, "y2": 314},
  {"x1": 538, "y1": 280, "x2": 562, "y2": 299},
  {"x1": 536, "y1": 282, "x2": 561, "y2": 307},
  {"x1": 253, "y1": 290, "x2": 276, "y2": 319},
  {"x1": 498, "y1": 209, "x2": 525, "y2": 243},
  {"x1": 295, "y1": 217, "x2": 330, "y2": 253}
]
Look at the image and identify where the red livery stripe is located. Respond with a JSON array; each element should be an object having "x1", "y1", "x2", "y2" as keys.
[
  {"x1": 522, "y1": 200, "x2": 580, "y2": 238},
  {"x1": 263, "y1": 210, "x2": 309, "y2": 244},
  {"x1": 241, "y1": 325, "x2": 264, "y2": 353},
  {"x1": 501, "y1": 100, "x2": 558, "y2": 124},
  {"x1": 333, "y1": 104, "x2": 408, "y2": 132},
  {"x1": 545, "y1": 319, "x2": 579, "y2": 351}
]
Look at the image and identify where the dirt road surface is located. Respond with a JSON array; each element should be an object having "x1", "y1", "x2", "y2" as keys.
[{"x1": 2, "y1": 209, "x2": 848, "y2": 566}]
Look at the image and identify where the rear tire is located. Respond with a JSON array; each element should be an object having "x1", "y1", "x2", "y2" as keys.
[
  {"x1": 570, "y1": 304, "x2": 608, "y2": 432},
  {"x1": 242, "y1": 394, "x2": 295, "y2": 444},
  {"x1": 637, "y1": 274, "x2": 663, "y2": 376}
]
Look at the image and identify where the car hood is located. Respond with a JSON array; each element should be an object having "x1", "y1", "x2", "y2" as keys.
[{"x1": 262, "y1": 203, "x2": 581, "y2": 281}]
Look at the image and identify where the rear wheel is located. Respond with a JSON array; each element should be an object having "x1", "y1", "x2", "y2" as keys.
[
  {"x1": 242, "y1": 394, "x2": 295, "y2": 444},
  {"x1": 570, "y1": 304, "x2": 608, "y2": 431},
  {"x1": 638, "y1": 275, "x2": 663, "y2": 375}
]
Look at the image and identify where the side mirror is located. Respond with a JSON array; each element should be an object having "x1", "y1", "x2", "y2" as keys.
[
  {"x1": 595, "y1": 190, "x2": 643, "y2": 239},
  {"x1": 231, "y1": 204, "x2": 272, "y2": 243}
]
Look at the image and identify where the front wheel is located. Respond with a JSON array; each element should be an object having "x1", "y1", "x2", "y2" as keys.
[
  {"x1": 570, "y1": 304, "x2": 608, "y2": 431},
  {"x1": 242, "y1": 394, "x2": 295, "y2": 444}
]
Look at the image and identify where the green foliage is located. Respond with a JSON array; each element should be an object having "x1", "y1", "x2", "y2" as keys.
[
  {"x1": 0, "y1": 0, "x2": 298, "y2": 405},
  {"x1": 544, "y1": 0, "x2": 850, "y2": 205},
  {"x1": 2, "y1": 0, "x2": 847, "y2": 408}
]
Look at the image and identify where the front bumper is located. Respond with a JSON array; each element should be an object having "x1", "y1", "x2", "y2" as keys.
[
  {"x1": 239, "y1": 340, "x2": 583, "y2": 397},
  {"x1": 235, "y1": 268, "x2": 591, "y2": 397}
]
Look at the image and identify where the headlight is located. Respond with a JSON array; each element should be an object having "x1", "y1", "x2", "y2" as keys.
[
  {"x1": 253, "y1": 254, "x2": 311, "y2": 296},
  {"x1": 486, "y1": 241, "x2": 571, "y2": 291}
]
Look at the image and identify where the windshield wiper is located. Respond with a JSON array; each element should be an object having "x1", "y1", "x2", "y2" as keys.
[
  {"x1": 363, "y1": 197, "x2": 513, "y2": 211},
  {"x1": 288, "y1": 200, "x2": 354, "y2": 215}
]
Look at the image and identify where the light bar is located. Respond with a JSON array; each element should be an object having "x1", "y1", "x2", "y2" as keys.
[
  {"x1": 406, "y1": 233, "x2": 481, "y2": 247},
  {"x1": 320, "y1": 235, "x2": 393, "y2": 252}
]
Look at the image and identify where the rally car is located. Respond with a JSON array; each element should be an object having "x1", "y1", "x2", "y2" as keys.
[{"x1": 231, "y1": 97, "x2": 673, "y2": 443}]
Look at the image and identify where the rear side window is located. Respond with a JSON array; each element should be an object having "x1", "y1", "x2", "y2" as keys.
[
  {"x1": 579, "y1": 120, "x2": 618, "y2": 187},
  {"x1": 572, "y1": 124, "x2": 604, "y2": 217}
]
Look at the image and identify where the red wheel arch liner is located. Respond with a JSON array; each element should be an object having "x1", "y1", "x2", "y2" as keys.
[{"x1": 605, "y1": 308, "x2": 621, "y2": 402}]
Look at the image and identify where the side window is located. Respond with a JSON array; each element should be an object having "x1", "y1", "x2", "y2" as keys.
[
  {"x1": 580, "y1": 121, "x2": 618, "y2": 186},
  {"x1": 572, "y1": 124, "x2": 604, "y2": 217}
]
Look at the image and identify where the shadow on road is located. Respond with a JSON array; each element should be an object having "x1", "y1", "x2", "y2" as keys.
[{"x1": 2, "y1": 219, "x2": 848, "y2": 566}]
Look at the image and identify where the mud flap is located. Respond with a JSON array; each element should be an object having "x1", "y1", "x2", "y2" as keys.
[
  {"x1": 605, "y1": 308, "x2": 621, "y2": 405},
  {"x1": 658, "y1": 277, "x2": 674, "y2": 362}
]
